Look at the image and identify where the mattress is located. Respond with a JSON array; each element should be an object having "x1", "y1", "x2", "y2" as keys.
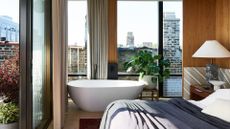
[{"x1": 99, "y1": 98, "x2": 230, "y2": 129}]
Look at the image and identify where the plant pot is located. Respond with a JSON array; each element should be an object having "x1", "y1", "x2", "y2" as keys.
[
  {"x1": 0, "y1": 122, "x2": 18, "y2": 129},
  {"x1": 139, "y1": 75, "x2": 158, "y2": 89}
]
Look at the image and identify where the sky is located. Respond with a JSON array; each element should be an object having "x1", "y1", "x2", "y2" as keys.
[
  {"x1": 68, "y1": 1, "x2": 87, "y2": 46},
  {"x1": 118, "y1": 1, "x2": 183, "y2": 46},
  {"x1": 0, "y1": 0, "x2": 182, "y2": 47},
  {"x1": 0, "y1": 0, "x2": 19, "y2": 23},
  {"x1": 68, "y1": 1, "x2": 182, "y2": 47},
  {"x1": 118, "y1": 1, "x2": 159, "y2": 46}
]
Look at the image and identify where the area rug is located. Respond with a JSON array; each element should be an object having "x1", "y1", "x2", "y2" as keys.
[{"x1": 79, "y1": 118, "x2": 101, "y2": 129}]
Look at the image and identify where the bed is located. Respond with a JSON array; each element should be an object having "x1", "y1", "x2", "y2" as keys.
[{"x1": 99, "y1": 89, "x2": 230, "y2": 129}]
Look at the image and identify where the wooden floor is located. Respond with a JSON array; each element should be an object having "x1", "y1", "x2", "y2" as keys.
[
  {"x1": 64, "y1": 99, "x2": 103, "y2": 129},
  {"x1": 47, "y1": 98, "x2": 171, "y2": 129}
]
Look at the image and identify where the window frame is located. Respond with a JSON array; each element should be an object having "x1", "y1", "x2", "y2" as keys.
[
  {"x1": 67, "y1": 0, "x2": 182, "y2": 97},
  {"x1": 117, "y1": 0, "x2": 182, "y2": 97},
  {"x1": 20, "y1": 0, "x2": 53, "y2": 128}
]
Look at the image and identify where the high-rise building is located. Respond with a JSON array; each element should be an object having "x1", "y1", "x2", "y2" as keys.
[
  {"x1": 126, "y1": 32, "x2": 134, "y2": 48},
  {"x1": 163, "y1": 12, "x2": 182, "y2": 75},
  {"x1": 0, "y1": 16, "x2": 19, "y2": 42}
]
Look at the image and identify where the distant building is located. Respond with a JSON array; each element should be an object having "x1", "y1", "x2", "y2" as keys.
[
  {"x1": 142, "y1": 42, "x2": 153, "y2": 48},
  {"x1": 0, "y1": 41, "x2": 19, "y2": 64},
  {"x1": 126, "y1": 32, "x2": 134, "y2": 48},
  {"x1": 163, "y1": 12, "x2": 182, "y2": 75},
  {"x1": 0, "y1": 16, "x2": 19, "y2": 42},
  {"x1": 68, "y1": 45, "x2": 87, "y2": 73}
]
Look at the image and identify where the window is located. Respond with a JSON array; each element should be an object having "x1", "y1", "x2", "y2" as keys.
[
  {"x1": 163, "y1": 1, "x2": 182, "y2": 97},
  {"x1": 117, "y1": 0, "x2": 182, "y2": 97},
  {"x1": 68, "y1": 0, "x2": 88, "y2": 80},
  {"x1": 117, "y1": 1, "x2": 158, "y2": 74}
]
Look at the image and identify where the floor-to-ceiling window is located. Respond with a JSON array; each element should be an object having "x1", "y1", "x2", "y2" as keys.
[
  {"x1": 20, "y1": 0, "x2": 52, "y2": 128},
  {"x1": 117, "y1": 1, "x2": 158, "y2": 74},
  {"x1": 117, "y1": 0, "x2": 182, "y2": 97},
  {"x1": 67, "y1": 0, "x2": 88, "y2": 81},
  {"x1": 163, "y1": 1, "x2": 182, "y2": 97}
]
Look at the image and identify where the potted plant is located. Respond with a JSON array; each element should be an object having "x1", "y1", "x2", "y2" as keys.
[
  {"x1": 124, "y1": 50, "x2": 171, "y2": 89},
  {"x1": 0, "y1": 102, "x2": 19, "y2": 129}
]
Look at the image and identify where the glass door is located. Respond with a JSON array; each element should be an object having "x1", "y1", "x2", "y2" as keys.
[
  {"x1": 20, "y1": 0, "x2": 52, "y2": 128},
  {"x1": 32, "y1": 0, "x2": 52, "y2": 128}
]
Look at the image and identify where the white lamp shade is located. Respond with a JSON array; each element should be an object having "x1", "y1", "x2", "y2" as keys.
[{"x1": 192, "y1": 40, "x2": 230, "y2": 58}]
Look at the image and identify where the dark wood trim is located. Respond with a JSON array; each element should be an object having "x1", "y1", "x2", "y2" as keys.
[
  {"x1": 158, "y1": 1, "x2": 164, "y2": 97},
  {"x1": 44, "y1": 0, "x2": 52, "y2": 118},
  {"x1": 19, "y1": 0, "x2": 32, "y2": 128}
]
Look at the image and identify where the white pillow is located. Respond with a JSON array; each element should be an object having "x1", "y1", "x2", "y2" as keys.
[
  {"x1": 199, "y1": 89, "x2": 230, "y2": 108},
  {"x1": 202, "y1": 98, "x2": 230, "y2": 122}
]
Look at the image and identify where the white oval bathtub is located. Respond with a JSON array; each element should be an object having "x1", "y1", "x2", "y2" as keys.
[{"x1": 67, "y1": 80, "x2": 144, "y2": 112}]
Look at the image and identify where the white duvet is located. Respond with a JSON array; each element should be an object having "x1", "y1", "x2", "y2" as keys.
[{"x1": 189, "y1": 89, "x2": 230, "y2": 109}]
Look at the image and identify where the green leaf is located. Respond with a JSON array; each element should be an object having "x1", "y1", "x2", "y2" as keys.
[
  {"x1": 123, "y1": 50, "x2": 171, "y2": 83},
  {"x1": 0, "y1": 102, "x2": 19, "y2": 124}
]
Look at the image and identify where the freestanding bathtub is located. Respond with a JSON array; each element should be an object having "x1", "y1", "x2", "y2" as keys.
[{"x1": 67, "y1": 80, "x2": 144, "y2": 112}]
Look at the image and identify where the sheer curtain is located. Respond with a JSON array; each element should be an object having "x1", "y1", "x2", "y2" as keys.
[{"x1": 87, "y1": 0, "x2": 109, "y2": 79}]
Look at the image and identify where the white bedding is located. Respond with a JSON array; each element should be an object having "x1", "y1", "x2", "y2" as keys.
[{"x1": 189, "y1": 89, "x2": 230, "y2": 109}]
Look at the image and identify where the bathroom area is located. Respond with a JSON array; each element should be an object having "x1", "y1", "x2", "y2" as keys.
[
  {"x1": 59, "y1": 0, "x2": 183, "y2": 129},
  {"x1": 59, "y1": 0, "x2": 145, "y2": 128}
]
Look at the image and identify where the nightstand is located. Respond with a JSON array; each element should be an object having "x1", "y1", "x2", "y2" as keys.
[{"x1": 190, "y1": 85, "x2": 214, "y2": 100}]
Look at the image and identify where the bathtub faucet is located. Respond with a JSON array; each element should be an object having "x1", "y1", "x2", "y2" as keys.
[{"x1": 94, "y1": 64, "x2": 97, "y2": 79}]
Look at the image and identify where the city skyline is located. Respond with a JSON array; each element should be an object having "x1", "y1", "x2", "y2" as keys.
[
  {"x1": 68, "y1": 1, "x2": 182, "y2": 46},
  {"x1": 0, "y1": 0, "x2": 182, "y2": 47},
  {"x1": 118, "y1": 1, "x2": 182, "y2": 47}
]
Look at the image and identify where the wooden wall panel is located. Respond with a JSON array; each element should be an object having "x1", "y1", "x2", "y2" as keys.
[
  {"x1": 108, "y1": 0, "x2": 117, "y2": 63},
  {"x1": 183, "y1": 0, "x2": 216, "y2": 67},
  {"x1": 215, "y1": 0, "x2": 230, "y2": 68}
]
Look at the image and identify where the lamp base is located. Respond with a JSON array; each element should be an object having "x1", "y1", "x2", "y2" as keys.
[
  {"x1": 206, "y1": 64, "x2": 218, "y2": 82},
  {"x1": 209, "y1": 80, "x2": 225, "y2": 91}
]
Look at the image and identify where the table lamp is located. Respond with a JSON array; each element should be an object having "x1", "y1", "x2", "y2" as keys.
[{"x1": 192, "y1": 40, "x2": 230, "y2": 83}]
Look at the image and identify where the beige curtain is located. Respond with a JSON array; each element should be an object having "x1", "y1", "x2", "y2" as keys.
[
  {"x1": 87, "y1": 0, "x2": 109, "y2": 79},
  {"x1": 52, "y1": 0, "x2": 67, "y2": 128}
]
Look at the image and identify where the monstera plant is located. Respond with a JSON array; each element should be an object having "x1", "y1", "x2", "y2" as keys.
[{"x1": 124, "y1": 50, "x2": 171, "y2": 89}]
